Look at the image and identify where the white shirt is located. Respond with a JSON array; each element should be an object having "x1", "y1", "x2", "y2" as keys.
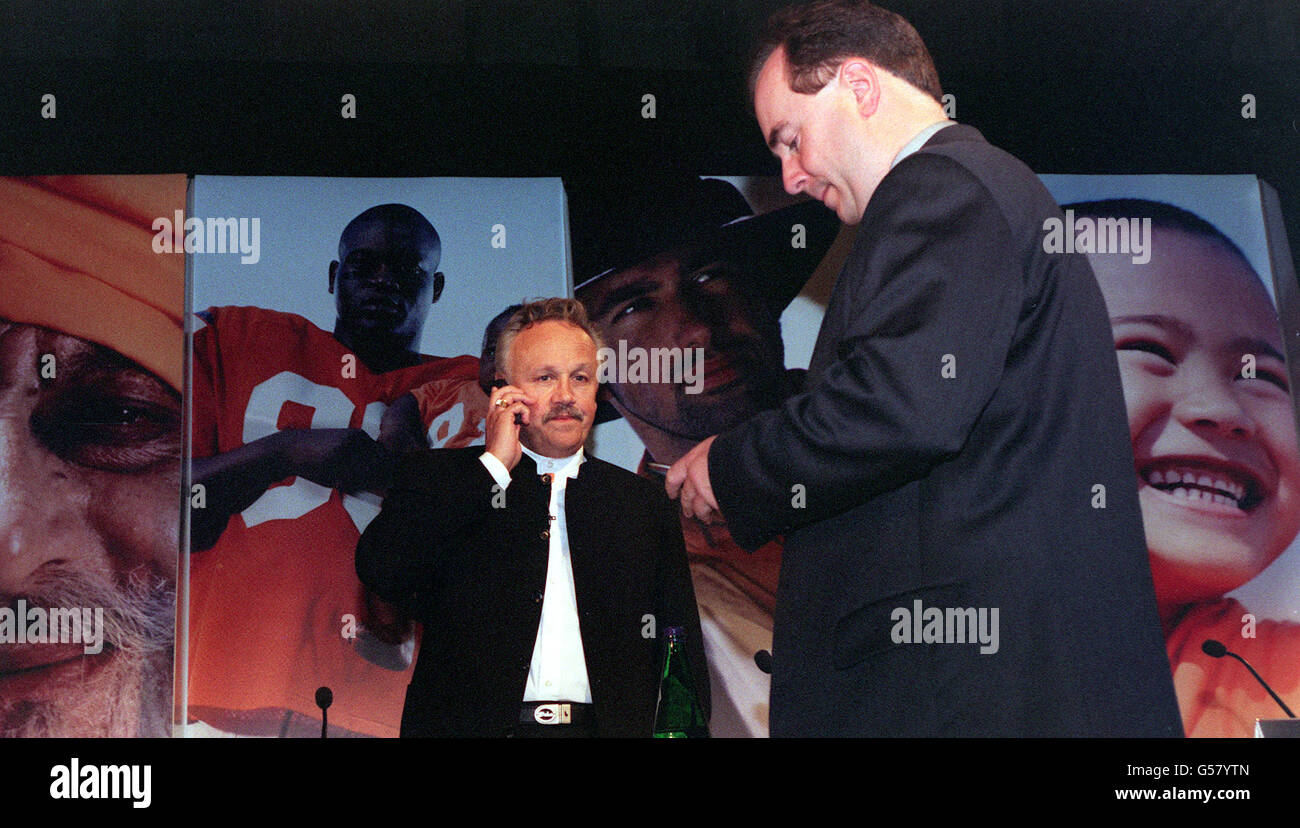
[
  {"x1": 479, "y1": 446, "x2": 593, "y2": 703},
  {"x1": 891, "y1": 119, "x2": 955, "y2": 169}
]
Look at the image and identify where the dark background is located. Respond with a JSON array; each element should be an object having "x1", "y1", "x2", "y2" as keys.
[{"x1": 0, "y1": 0, "x2": 1297, "y2": 265}]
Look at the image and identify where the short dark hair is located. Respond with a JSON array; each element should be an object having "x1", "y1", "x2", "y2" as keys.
[
  {"x1": 496, "y1": 297, "x2": 604, "y2": 380},
  {"x1": 1064, "y1": 198, "x2": 1256, "y2": 274},
  {"x1": 749, "y1": 0, "x2": 943, "y2": 104},
  {"x1": 338, "y1": 203, "x2": 441, "y2": 261}
]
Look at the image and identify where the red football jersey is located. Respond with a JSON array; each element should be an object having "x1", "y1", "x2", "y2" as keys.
[{"x1": 188, "y1": 305, "x2": 487, "y2": 736}]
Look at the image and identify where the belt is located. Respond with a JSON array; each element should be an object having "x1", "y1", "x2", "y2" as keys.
[{"x1": 519, "y1": 701, "x2": 594, "y2": 726}]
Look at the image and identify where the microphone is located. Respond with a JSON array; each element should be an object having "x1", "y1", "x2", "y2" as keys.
[
  {"x1": 1201, "y1": 639, "x2": 1227, "y2": 658},
  {"x1": 1201, "y1": 639, "x2": 1296, "y2": 718},
  {"x1": 754, "y1": 649, "x2": 773, "y2": 674},
  {"x1": 316, "y1": 686, "x2": 334, "y2": 738}
]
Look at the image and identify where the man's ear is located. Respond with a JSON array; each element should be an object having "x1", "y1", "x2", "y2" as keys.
[
  {"x1": 839, "y1": 58, "x2": 881, "y2": 117},
  {"x1": 328, "y1": 261, "x2": 338, "y2": 294},
  {"x1": 432, "y1": 271, "x2": 445, "y2": 304}
]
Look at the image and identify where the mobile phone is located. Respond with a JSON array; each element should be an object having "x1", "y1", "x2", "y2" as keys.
[{"x1": 489, "y1": 379, "x2": 524, "y2": 425}]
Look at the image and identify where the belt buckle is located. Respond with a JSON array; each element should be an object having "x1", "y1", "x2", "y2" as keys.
[{"x1": 533, "y1": 703, "x2": 571, "y2": 725}]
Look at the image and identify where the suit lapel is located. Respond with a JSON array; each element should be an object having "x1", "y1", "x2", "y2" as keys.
[
  {"x1": 563, "y1": 458, "x2": 605, "y2": 590},
  {"x1": 508, "y1": 453, "x2": 550, "y2": 514}
]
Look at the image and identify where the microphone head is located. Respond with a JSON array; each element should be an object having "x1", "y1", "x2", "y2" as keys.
[
  {"x1": 1202, "y1": 639, "x2": 1228, "y2": 658},
  {"x1": 315, "y1": 686, "x2": 334, "y2": 710}
]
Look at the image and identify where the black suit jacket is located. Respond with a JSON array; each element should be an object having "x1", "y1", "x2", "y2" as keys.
[
  {"x1": 709, "y1": 125, "x2": 1183, "y2": 737},
  {"x1": 356, "y1": 446, "x2": 708, "y2": 737}
]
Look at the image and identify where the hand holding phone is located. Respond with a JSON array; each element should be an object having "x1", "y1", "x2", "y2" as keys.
[{"x1": 486, "y1": 379, "x2": 533, "y2": 471}]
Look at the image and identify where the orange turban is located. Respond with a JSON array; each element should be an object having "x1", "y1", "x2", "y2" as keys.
[{"x1": 0, "y1": 175, "x2": 186, "y2": 390}]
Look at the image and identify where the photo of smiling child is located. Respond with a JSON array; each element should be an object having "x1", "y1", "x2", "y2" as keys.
[{"x1": 1066, "y1": 195, "x2": 1300, "y2": 737}]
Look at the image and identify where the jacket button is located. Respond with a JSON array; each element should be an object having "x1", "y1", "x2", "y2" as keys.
[
  {"x1": 533, "y1": 590, "x2": 543, "y2": 604},
  {"x1": 541, "y1": 474, "x2": 552, "y2": 485},
  {"x1": 540, "y1": 530, "x2": 550, "y2": 540}
]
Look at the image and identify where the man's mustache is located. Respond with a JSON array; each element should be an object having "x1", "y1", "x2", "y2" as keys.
[
  {"x1": 672, "y1": 341, "x2": 771, "y2": 398},
  {"x1": 543, "y1": 402, "x2": 585, "y2": 423},
  {"x1": 4, "y1": 561, "x2": 175, "y2": 658}
]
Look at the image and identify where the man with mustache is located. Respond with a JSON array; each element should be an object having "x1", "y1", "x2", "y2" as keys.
[
  {"x1": 188, "y1": 203, "x2": 488, "y2": 737},
  {"x1": 0, "y1": 175, "x2": 184, "y2": 737},
  {"x1": 357, "y1": 298, "x2": 707, "y2": 736},
  {"x1": 568, "y1": 173, "x2": 839, "y2": 736}
]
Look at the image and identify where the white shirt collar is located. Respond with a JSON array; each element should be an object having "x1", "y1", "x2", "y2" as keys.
[
  {"x1": 521, "y1": 445, "x2": 585, "y2": 480},
  {"x1": 891, "y1": 119, "x2": 956, "y2": 169}
]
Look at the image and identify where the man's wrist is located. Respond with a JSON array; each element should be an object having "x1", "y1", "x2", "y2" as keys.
[
  {"x1": 479, "y1": 451, "x2": 512, "y2": 489},
  {"x1": 263, "y1": 429, "x2": 296, "y2": 480}
]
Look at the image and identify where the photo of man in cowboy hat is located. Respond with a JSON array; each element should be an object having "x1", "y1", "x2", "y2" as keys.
[{"x1": 568, "y1": 173, "x2": 841, "y2": 736}]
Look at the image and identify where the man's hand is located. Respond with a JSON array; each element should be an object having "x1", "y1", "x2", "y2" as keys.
[
  {"x1": 377, "y1": 392, "x2": 427, "y2": 456},
  {"x1": 486, "y1": 384, "x2": 534, "y2": 471},
  {"x1": 279, "y1": 428, "x2": 393, "y2": 493},
  {"x1": 191, "y1": 427, "x2": 393, "y2": 551},
  {"x1": 665, "y1": 435, "x2": 720, "y2": 523}
]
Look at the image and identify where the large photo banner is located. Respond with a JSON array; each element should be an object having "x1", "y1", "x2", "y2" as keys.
[
  {"x1": 1040, "y1": 175, "x2": 1300, "y2": 737},
  {"x1": 0, "y1": 175, "x2": 186, "y2": 737},
  {"x1": 5, "y1": 171, "x2": 1293, "y2": 742},
  {"x1": 184, "y1": 176, "x2": 569, "y2": 737}
]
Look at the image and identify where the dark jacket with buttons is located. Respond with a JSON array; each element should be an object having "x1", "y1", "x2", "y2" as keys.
[{"x1": 356, "y1": 446, "x2": 708, "y2": 737}]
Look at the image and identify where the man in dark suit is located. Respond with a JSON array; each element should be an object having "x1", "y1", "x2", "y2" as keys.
[
  {"x1": 667, "y1": 0, "x2": 1183, "y2": 736},
  {"x1": 357, "y1": 298, "x2": 707, "y2": 737}
]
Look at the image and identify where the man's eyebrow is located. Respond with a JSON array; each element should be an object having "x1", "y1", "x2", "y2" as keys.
[
  {"x1": 682, "y1": 256, "x2": 733, "y2": 277},
  {"x1": 592, "y1": 276, "x2": 658, "y2": 320},
  {"x1": 531, "y1": 360, "x2": 596, "y2": 376},
  {"x1": 50, "y1": 340, "x2": 172, "y2": 394},
  {"x1": 766, "y1": 123, "x2": 787, "y2": 151},
  {"x1": 59, "y1": 358, "x2": 168, "y2": 395},
  {"x1": 39, "y1": 338, "x2": 97, "y2": 379}
]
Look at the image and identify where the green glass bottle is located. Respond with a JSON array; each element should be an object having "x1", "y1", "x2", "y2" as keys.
[{"x1": 652, "y1": 626, "x2": 709, "y2": 738}]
